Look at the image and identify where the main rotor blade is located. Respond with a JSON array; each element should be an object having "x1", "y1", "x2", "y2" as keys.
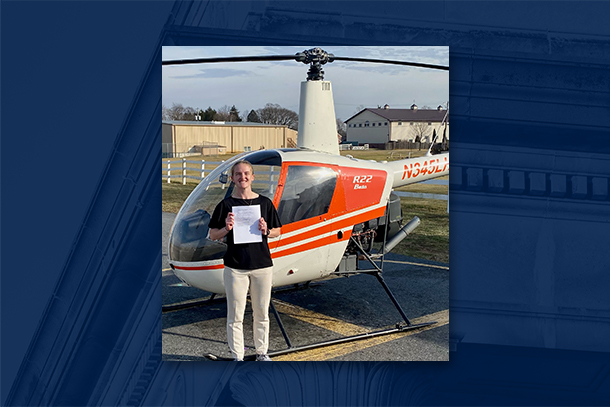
[
  {"x1": 162, "y1": 55, "x2": 298, "y2": 66},
  {"x1": 163, "y1": 53, "x2": 449, "y2": 71},
  {"x1": 332, "y1": 56, "x2": 449, "y2": 71}
]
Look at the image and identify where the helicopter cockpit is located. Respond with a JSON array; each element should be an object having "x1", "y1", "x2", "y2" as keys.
[{"x1": 168, "y1": 150, "x2": 283, "y2": 263}]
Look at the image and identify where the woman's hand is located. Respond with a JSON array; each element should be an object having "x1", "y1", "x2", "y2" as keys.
[
  {"x1": 226, "y1": 212, "x2": 235, "y2": 231},
  {"x1": 258, "y1": 217, "x2": 267, "y2": 235}
]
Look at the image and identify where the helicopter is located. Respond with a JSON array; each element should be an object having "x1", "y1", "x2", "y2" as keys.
[{"x1": 163, "y1": 48, "x2": 449, "y2": 359}]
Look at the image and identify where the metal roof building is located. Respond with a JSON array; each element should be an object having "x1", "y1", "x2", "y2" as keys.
[{"x1": 162, "y1": 121, "x2": 298, "y2": 157}]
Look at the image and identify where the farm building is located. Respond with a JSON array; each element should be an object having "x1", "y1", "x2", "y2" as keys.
[
  {"x1": 345, "y1": 104, "x2": 449, "y2": 147},
  {"x1": 162, "y1": 121, "x2": 298, "y2": 157}
]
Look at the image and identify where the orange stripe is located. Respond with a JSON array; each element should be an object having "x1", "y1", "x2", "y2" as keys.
[
  {"x1": 173, "y1": 264, "x2": 224, "y2": 271},
  {"x1": 279, "y1": 215, "x2": 324, "y2": 235},
  {"x1": 275, "y1": 206, "x2": 386, "y2": 249},
  {"x1": 272, "y1": 230, "x2": 352, "y2": 258},
  {"x1": 276, "y1": 225, "x2": 340, "y2": 248}
]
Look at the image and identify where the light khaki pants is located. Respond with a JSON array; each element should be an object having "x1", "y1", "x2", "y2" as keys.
[{"x1": 223, "y1": 266, "x2": 273, "y2": 360}]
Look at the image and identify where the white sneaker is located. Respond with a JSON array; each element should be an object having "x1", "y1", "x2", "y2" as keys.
[{"x1": 255, "y1": 354, "x2": 272, "y2": 361}]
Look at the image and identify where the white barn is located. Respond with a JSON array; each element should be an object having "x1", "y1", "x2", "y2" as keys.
[{"x1": 345, "y1": 104, "x2": 449, "y2": 147}]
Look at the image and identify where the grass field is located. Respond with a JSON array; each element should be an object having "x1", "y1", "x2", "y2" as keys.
[
  {"x1": 395, "y1": 198, "x2": 448, "y2": 263},
  {"x1": 162, "y1": 149, "x2": 448, "y2": 263}
]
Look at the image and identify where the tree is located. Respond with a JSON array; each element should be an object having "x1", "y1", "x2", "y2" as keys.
[
  {"x1": 247, "y1": 109, "x2": 261, "y2": 123},
  {"x1": 182, "y1": 106, "x2": 197, "y2": 121},
  {"x1": 166, "y1": 102, "x2": 186, "y2": 120},
  {"x1": 162, "y1": 104, "x2": 171, "y2": 121},
  {"x1": 214, "y1": 105, "x2": 231, "y2": 121},
  {"x1": 257, "y1": 103, "x2": 298, "y2": 130},
  {"x1": 202, "y1": 106, "x2": 216, "y2": 121},
  {"x1": 412, "y1": 122, "x2": 431, "y2": 144},
  {"x1": 164, "y1": 103, "x2": 221, "y2": 121},
  {"x1": 336, "y1": 118, "x2": 347, "y2": 141},
  {"x1": 229, "y1": 105, "x2": 242, "y2": 122}
]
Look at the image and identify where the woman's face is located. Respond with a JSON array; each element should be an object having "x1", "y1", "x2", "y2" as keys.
[{"x1": 231, "y1": 163, "x2": 254, "y2": 190}]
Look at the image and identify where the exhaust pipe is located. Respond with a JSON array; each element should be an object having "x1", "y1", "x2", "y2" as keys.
[{"x1": 382, "y1": 216, "x2": 420, "y2": 255}]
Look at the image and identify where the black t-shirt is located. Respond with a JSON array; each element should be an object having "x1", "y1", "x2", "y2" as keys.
[{"x1": 209, "y1": 195, "x2": 282, "y2": 270}]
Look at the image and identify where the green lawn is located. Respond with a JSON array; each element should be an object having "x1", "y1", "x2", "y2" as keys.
[
  {"x1": 395, "y1": 198, "x2": 449, "y2": 263},
  {"x1": 162, "y1": 182, "x2": 197, "y2": 213}
]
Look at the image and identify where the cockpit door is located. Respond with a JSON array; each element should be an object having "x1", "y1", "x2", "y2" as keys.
[{"x1": 271, "y1": 163, "x2": 338, "y2": 278}]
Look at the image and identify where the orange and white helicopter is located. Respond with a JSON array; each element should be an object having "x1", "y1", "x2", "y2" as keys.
[{"x1": 163, "y1": 48, "x2": 449, "y2": 358}]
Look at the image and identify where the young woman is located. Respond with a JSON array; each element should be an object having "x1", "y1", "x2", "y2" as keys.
[{"x1": 209, "y1": 160, "x2": 282, "y2": 361}]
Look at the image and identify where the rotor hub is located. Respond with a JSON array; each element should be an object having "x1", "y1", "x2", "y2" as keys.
[{"x1": 295, "y1": 47, "x2": 335, "y2": 81}]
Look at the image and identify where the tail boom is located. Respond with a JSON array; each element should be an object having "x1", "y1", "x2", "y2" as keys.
[{"x1": 388, "y1": 153, "x2": 448, "y2": 188}]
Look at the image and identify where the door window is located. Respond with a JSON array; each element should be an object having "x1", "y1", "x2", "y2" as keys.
[{"x1": 278, "y1": 165, "x2": 337, "y2": 225}]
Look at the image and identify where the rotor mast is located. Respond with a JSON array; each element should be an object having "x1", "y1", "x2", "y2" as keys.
[{"x1": 295, "y1": 48, "x2": 340, "y2": 155}]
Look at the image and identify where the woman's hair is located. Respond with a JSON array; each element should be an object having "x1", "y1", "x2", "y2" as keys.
[{"x1": 231, "y1": 160, "x2": 254, "y2": 176}]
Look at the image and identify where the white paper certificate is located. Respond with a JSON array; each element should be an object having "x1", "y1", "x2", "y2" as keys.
[{"x1": 232, "y1": 205, "x2": 262, "y2": 244}]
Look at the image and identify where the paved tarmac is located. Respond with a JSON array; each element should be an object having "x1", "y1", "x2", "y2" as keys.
[{"x1": 162, "y1": 212, "x2": 449, "y2": 362}]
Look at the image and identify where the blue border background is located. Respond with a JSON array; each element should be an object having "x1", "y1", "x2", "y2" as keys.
[{"x1": 2, "y1": 1, "x2": 609, "y2": 406}]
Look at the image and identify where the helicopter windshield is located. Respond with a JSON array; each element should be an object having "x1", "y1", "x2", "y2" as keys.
[{"x1": 169, "y1": 151, "x2": 282, "y2": 262}]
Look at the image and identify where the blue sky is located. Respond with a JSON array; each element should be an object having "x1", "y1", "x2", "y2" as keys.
[{"x1": 162, "y1": 46, "x2": 448, "y2": 122}]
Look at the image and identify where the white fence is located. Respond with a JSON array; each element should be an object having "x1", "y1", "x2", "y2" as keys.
[
  {"x1": 162, "y1": 143, "x2": 223, "y2": 158},
  {"x1": 163, "y1": 159, "x2": 225, "y2": 184},
  {"x1": 339, "y1": 143, "x2": 370, "y2": 151},
  {"x1": 162, "y1": 159, "x2": 280, "y2": 190}
]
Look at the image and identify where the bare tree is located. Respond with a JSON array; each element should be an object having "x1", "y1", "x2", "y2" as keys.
[
  {"x1": 257, "y1": 103, "x2": 298, "y2": 130},
  {"x1": 162, "y1": 104, "x2": 171, "y2": 121},
  {"x1": 214, "y1": 105, "x2": 231, "y2": 121},
  {"x1": 412, "y1": 122, "x2": 431, "y2": 143},
  {"x1": 336, "y1": 118, "x2": 347, "y2": 141},
  {"x1": 166, "y1": 103, "x2": 187, "y2": 120},
  {"x1": 182, "y1": 106, "x2": 197, "y2": 121}
]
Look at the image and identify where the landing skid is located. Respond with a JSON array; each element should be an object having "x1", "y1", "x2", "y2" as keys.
[{"x1": 203, "y1": 321, "x2": 434, "y2": 361}]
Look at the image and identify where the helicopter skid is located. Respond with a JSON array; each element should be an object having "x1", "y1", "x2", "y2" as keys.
[{"x1": 202, "y1": 321, "x2": 436, "y2": 361}]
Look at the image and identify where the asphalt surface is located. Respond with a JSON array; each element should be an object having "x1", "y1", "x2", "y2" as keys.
[{"x1": 162, "y1": 211, "x2": 449, "y2": 362}]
